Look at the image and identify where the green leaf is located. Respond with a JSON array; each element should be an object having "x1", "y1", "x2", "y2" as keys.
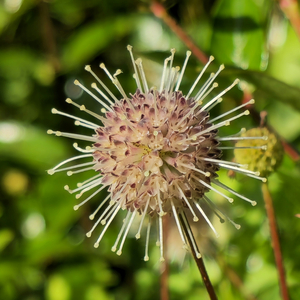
[{"x1": 211, "y1": 0, "x2": 268, "y2": 70}]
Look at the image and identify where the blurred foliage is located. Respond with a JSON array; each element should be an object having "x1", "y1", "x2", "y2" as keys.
[{"x1": 0, "y1": 0, "x2": 300, "y2": 300}]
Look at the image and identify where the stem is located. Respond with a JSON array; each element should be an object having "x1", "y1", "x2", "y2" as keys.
[
  {"x1": 262, "y1": 183, "x2": 290, "y2": 300},
  {"x1": 150, "y1": 1, "x2": 209, "y2": 64},
  {"x1": 160, "y1": 215, "x2": 169, "y2": 300},
  {"x1": 179, "y1": 212, "x2": 218, "y2": 300}
]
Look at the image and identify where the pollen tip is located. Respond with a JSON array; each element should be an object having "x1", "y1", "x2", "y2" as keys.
[
  {"x1": 135, "y1": 233, "x2": 140, "y2": 239},
  {"x1": 116, "y1": 250, "x2": 122, "y2": 256},
  {"x1": 235, "y1": 224, "x2": 241, "y2": 230},
  {"x1": 67, "y1": 171, "x2": 73, "y2": 176},
  {"x1": 47, "y1": 129, "x2": 53, "y2": 134},
  {"x1": 234, "y1": 78, "x2": 240, "y2": 84},
  {"x1": 160, "y1": 257, "x2": 165, "y2": 262},
  {"x1": 75, "y1": 193, "x2": 82, "y2": 199},
  {"x1": 251, "y1": 201, "x2": 257, "y2": 206},
  {"x1": 209, "y1": 55, "x2": 214, "y2": 62},
  {"x1": 55, "y1": 131, "x2": 61, "y2": 136},
  {"x1": 244, "y1": 110, "x2": 250, "y2": 115},
  {"x1": 229, "y1": 198, "x2": 234, "y2": 203},
  {"x1": 91, "y1": 82, "x2": 97, "y2": 88},
  {"x1": 263, "y1": 136, "x2": 268, "y2": 140},
  {"x1": 99, "y1": 63, "x2": 105, "y2": 69},
  {"x1": 262, "y1": 178, "x2": 267, "y2": 183},
  {"x1": 196, "y1": 253, "x2": 201, "y2": 259},
  {"x1": 255, "y1": 171, "x2": 260, "y2": 176},
  {"x1": 144, "y1": 255, "x2": 149, "y2": 261},
  {"x1": 101, "y1": 108, "x2": 106, "y2": 113},
  {"x1": 86, "y1": 231, "x2": 92, "y2": 237},
  {"x1": 101, "y1": 220, "x2": 106, "y2": 225},
  {"x1": 249, "y1": 99, "x2": 255, "y2": 104},
  {"x1": 74, "y1": 121, "x2": 80, "y2": 126},
  {"x1": 89, "y1": 214, "x2": 94, "y2": 220},
  {"x1": 80, "y1": 105, "x2": 86, "y2": 111},
  {"x1": 220, "y1": 64, "x2": 225, "y2": 70},
  {"x1": 127, "y1": 45, "x2": 132, "y2": 51},
  {"x1": 66, "y1": 98, "x2": 72, "y2": 103},
  {"x1": 193, "y1": 216, "x2": 199, "y2": 222},
  {"x1": 73, "y1": 205, "x2": 79, "y2": 211},
  {"x1": 111, "y1": 246, "x2": 117, "y2": 252},
  {"x1": 74, "y1": 79, "x2": 80, "y2": 85},
  {"x1": 241, "y1": 128, "x2": 246, "y2": 133},
  {"x1": 47, "y1": 169, "x2": 54, "y2": 175},
  {"x1": 94, "y1": 242, "x2": 99, "y2": 248},
  {"x1": 84, "y1": 65, "x2": 91, "y2": 71},
  {"x1": 225, "y1": 121, "x2": 230, "y2": 126},
  {"x1": 64, "y1": 185, "x2": 69, "y2": 190},
  {"x1": 205, "y1": 172, "x2": 211, "y2": 177},
  {"x1": 186, "y1": 50, "x2": 192, "y2": 56},
  {"x1": 73, "y1": 142, "x2": 78, "y2": 147},
  {"x1": 262, "y1": 145, "x2": 268, "y2": 150},
  {"x1": 77, "y1": 183, "x2": 83, "y2": 187},
  {"x1": 51, "y1": 108, "x2": 58, "y2": 114}
]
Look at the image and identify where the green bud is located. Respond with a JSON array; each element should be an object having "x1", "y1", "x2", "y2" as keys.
[{"x1": 234, "y1": 127, "x2": 284, "y2": 177}]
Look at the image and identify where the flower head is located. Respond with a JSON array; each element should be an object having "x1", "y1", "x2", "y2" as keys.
[{"x1": 48, "y1": 46, "x2": 266, "y2": 261}]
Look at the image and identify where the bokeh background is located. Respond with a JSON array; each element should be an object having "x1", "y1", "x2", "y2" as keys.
[{"x1": 1, "y1": 0, "x2": 300, "y2": 299}]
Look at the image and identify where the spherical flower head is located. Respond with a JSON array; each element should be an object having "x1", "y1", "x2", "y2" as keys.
[
  {"x1": 48, "y1": 46, "x2": 265, "y2": 261},
  {"x1": 234, "y1": 127, "x2": 284, "y2": 177}
]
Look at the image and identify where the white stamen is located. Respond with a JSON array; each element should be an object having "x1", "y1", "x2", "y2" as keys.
[
  {"x1": 144, "y1": 218, "x2": 151, "y2": 261},
  {"x1": 170, "y1": 200, "x2": 186, "y2": 245},
  {"x1": 195, "y1": 177, "x2": 234, "y2": 203},
  {"x1": 73, "y1": 185, "x2": 106, "y2": 211},
  {"x1": 51, "y1": 108, "x2": 99, "y2": 129},
  {"x1": 112, "y1": 211, "x2": 131, "y2": 252},
  {"x1": 210, "y1": 99, "x2": 255, "y2": 123},
  {"x1": 136, "y1": 197, "x2": 150, "y2": 239},
  {"x1": 74, "y1": 80, "x2": 113, "y2": 112},
  {"x1": 47, "y1": 130, "x2": 97, "y2": 143},
  {"x1": 175, "y1": 50, "x2": 192, "y2": 91},
  {"x1": 158, "y1": 215, "x2": 164, "y2": 262},
  {"x1": 180, "y1": 211, "x2": 202, "y2": 258},
  {"x1": 47, "y1": 154, "x2": 93, "y2": 174},
  {"x1": 135, "y1": 58, "x2": 149, "y2": 93},
  {"x1": 218, "y1": 135, "x2": 268, "y2": 142},
  {"x1": 84, "y1": 65, "x2": 119, "y2": 103},
  {"x1": 212, "y1": 179, "x2": 257, "y2": 206},
  {"x1": 186, "y1": 56, "x2": 214, "y2": 98},
  {"x1": 89, "y1": 194, "x2": 110, "y2": 220},
  {"x1": 159, "y1": 56, "x2": 171, "y2": 92},
  {"x1": 177, "y1": 185, "x2": 199, "y2": 222},
  {"x1": 200, "y1": 79, "x2": 240, "y2": 112},
  {"x1": 94, "y1": 204, "x2": 121, "y2": 248},
  {"x1": 193, "y1": 200, "x2": 219, "y2": 237},
  {"x1": 73, "y1": 143, "x2": 94, "y2": 153},
  {"x1": 117, "y1": 210, "x2": 137, "y2": 255},
  {"x1": 127, "y1": 45, "x2": 142, "y2": 91},
  {"x1": 202, "y1": 196, "x2": 241, "y2": 230}
]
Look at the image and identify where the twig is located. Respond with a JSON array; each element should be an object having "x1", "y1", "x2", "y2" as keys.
[
  {"x1": 261, "y1": 183, "x2": 290, "y2": 300},
  {"x1": 279, "y1": 0, "x2": 300, "y2": 40},
  {"x1": 179, "y1": 212, "x2": 218, "y2": 300},
  {"x1": 160, "y1": 215, "x2": 169, "y2": 300},
  {"x1": 150, "y1": 1, "x2": 209, "y2": 64}
]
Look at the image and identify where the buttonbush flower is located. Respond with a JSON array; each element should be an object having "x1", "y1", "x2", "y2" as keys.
[{"x1": 48, "y1": 46, "x2": 267, "y2": 261}]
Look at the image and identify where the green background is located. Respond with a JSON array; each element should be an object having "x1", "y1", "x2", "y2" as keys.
[{"x1": 1, "y1": 0, "x2": 300, "y2": 299}]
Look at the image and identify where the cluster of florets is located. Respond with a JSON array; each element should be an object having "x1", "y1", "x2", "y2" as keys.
[{"x1": 48, "y1": 46, "x2": 267, "y2": 261}]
